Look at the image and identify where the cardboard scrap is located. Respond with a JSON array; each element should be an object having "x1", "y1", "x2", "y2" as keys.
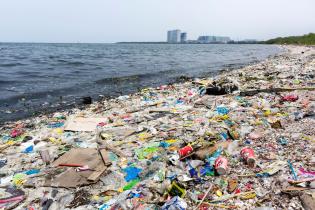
[
  {"x1": 65, "y1": 117, "x2": 107, "y2": 132},
  {"x1": 100, "y1": 143, "x2": 126, "y2": 158},
  {"x1": 227, "y1": 179, "x2": 238, "y2": 193},
  {"x1": 44, "y1": 148, "x2": 108, "y2": 188},
  {"x1": 88, "y1": 164, "x2": 107, "y2": 182},
  {"x1": 300, "y1": 193, "x2": 315, "y2": 210}
]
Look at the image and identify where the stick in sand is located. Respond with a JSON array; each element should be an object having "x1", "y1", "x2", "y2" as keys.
[{"x1": 193, "y1": 184, "x2": 213, "y2": 210}]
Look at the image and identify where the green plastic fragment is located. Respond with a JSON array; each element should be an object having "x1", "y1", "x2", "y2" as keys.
[
  {"x1": 123, "y1": 178, "x2": 140, "y2": 191},
  {"x1": 135, "y1": 146, "x2": 159, "y2": 159}
]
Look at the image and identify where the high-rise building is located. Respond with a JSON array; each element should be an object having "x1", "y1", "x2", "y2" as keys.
[
  {"x1": 180, "y1": 32, "x2": 187, "y2": 43},
  {"x1": 167, "y1": 30, "x2": 181, "y2": 43}
]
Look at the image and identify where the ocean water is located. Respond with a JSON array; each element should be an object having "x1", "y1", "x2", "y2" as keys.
[{"x1": 0, "y1": 43, "x2": 282, "y2": 123}]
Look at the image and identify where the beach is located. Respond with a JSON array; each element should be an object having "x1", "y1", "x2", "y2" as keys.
[
  {"x1": 0, "y1": 45, "x2": 315, "y2": 209},
  {"x1": 0, "y1": 43, "x2": 281, "y2": 123}
]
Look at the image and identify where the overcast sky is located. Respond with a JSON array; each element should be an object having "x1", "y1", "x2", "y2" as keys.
[{"x1": 0, "y1": 0, "x2": 314, "y2": 43}]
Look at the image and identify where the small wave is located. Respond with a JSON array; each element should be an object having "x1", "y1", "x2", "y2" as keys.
[
  {"x1": 56, "y1": 59, "x2": 85, "y2": 66},
  {"x1": 0, "y1": 86, "x2": 78, "y2": 106},
  {"x1": 48, "y1": 55, "x2": 61, "y2": 59},
  {"x1": 0, "y1": 80, "x2": 16, "y2": 84},
  {"x1": 14, "y1": 70, "x2": 43, "y2": 77},
  {"x1": 0, "y1": 63, "x2": 25, "y2": 67}
]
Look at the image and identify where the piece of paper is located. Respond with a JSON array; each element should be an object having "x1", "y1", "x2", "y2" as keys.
[{"x1": 64, "y1": 117, "x2": 107, "y2": 132}]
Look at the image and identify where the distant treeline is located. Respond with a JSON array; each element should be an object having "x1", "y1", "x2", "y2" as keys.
[{"x1": 265, "y1": 33, "x2": 315, "y2": 45}]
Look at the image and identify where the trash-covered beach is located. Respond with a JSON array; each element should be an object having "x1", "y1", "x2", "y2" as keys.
[{"x1": 0, "y1": 45, "x2": 314, "y2": 209}]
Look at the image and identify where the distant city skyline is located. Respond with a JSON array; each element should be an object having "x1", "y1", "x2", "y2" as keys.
[
  {"x1": 0, "y1": 0, "x2": 314, "y2": 43},
  {"x1": 167, "y1": 29, "x2": 232, "y2": 43}
]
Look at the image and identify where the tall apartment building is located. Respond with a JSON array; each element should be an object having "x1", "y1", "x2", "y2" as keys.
[
  {"x1": 180, "y1": 32, "x2": 187, "y2": 43},
  {"x1": 167, "y1": 30, "x2": 181, "y2": 43}
]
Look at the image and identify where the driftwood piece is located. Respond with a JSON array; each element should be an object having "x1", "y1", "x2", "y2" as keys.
[{"x1": 99, "y1": 149, "x2": 112, "y2": 167}]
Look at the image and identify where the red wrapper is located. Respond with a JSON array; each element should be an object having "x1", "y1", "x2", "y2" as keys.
[
  {"x1": 178, "y1": 145, "x2": 193, "y2": 157},
  {"x1": 282, "y1": 94, "x2": 299, "y2": 102}
]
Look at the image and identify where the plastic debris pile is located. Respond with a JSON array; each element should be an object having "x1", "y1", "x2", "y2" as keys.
[{"x1": 0, "y1": 46, "x2": 315, "y2": 209}]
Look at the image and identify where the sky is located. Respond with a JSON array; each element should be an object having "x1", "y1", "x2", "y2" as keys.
[{"x1": 0, "y1": 0, "x2": 314, "y2": 43}]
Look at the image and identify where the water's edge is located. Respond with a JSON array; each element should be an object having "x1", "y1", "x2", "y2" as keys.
[{"x1": 0, "y1": 45, "x2": 284, "y2": 125}]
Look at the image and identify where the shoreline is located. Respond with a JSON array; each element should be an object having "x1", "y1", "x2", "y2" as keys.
[
  {"x1": 0, "y1": 45, "x2": 283, "y2": 125},
  {"x1": 0, "y1": 45, "x2": 314, "y2": 209}
]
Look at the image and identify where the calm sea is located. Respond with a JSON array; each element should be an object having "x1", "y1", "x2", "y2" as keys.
[{"x1": 0, "y1": 43, "x2": 282, "y2": 123}]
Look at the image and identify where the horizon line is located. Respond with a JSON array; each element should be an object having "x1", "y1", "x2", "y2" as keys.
[{"x1": 0, "y1": 40, "x2": 264, "y2": 44}]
